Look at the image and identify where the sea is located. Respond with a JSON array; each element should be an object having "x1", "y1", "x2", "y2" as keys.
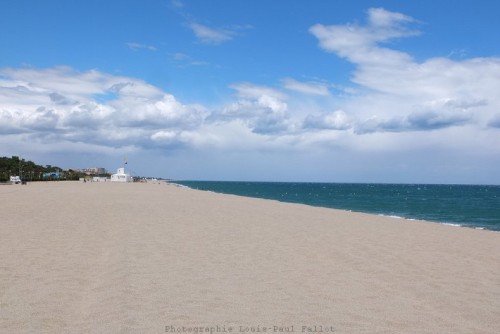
[{"x1": 173, "y1": 181, "x2": 500, "y2": 232}]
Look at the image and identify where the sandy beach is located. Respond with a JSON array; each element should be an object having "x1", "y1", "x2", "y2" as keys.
[{"x1": 1, "y1": 181, "x2": 499, "y2": 334}]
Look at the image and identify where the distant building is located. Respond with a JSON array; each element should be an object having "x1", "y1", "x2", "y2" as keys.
[
  {"x1": 81, "y1": 167, "x2": 106, "y2": 175},
  {"x1": 110, "y1": 168, "x2": 132, "y2": 182}
]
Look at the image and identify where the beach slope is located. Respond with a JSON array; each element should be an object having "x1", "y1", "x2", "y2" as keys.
[{"x1": 1, "y1": 182, "x2": 499, "y2": 333}]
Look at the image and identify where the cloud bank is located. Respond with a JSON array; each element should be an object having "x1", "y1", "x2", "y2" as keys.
[
  {"x1": 0, "y1": 66, "x2": 206, "y2": 151},
  {"x1": 2, "y1": 8, "x2": 499, "y2": 182}
]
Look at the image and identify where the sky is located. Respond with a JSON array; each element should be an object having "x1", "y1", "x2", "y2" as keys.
[{"x1": 1, "y1": 0, "x2": 500, "y2": 184}]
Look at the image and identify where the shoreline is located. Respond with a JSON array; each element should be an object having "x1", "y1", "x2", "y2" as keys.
[
  {"x1": 2, "y1": 181, "x2": 499, "y2": 333},
  {"x1": 170, "y1": 181, "x2": 500, "y2": 233}
]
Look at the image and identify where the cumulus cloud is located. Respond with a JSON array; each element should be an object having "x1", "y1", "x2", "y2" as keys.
[
  {"x1": 63, "y1": 102, "x2": 114, "y2": 129},
  {"x1": 308, "y1": 7, "x2": 500, "y2": 135},
  {"x1": 351, "y1": 98, "x2": 478, "y2": 134},
  {"x1": 2, "y1": 7, "x2": 500, "y2": 182},
  {"x1": 310, "y1": 7, "x2": 418, "y2": 67},
  {"x1": 0, "y1": 67, "x2": 206, "y2": 149},
  {"x1": 303, "y1": 110, "x2": 351, "y2": 130},
  {"x1": 211, "y1": 83, "x2": 291, "y2": 134},
  {"x1": 149, "y1": 130, "x2": 192, "y2": 149},
  {"x1": 110, "y1": 94, "x2": 206, "y2": 129}
]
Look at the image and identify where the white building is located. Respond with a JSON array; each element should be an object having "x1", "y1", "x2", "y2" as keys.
[
  {"x1": 10, "y1": 176, "x2": 21, "y2": 184},
  {"x1": 110, "y1": 167, "x2": 132, "y2": 182}
]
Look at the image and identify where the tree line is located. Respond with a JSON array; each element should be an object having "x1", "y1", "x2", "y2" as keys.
[{"x1": 0, "y1": 156, "x2": 86, "y2": 182}]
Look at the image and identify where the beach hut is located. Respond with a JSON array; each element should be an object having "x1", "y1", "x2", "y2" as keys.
[{"x1": 110, "y1": 167, "x2": 132, "y2": 182}]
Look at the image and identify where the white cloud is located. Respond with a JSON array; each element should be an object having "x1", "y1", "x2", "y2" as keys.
[
  {"x1": 171, "y1": 52, "x2": 209, "y2": 67},
  {"x1": 126, "y1": 42, "x2": 157, "y2": 51},
  {"x1": 282, "y1": 78, "x2": 331, "y2": 96},
  {"x1": 310, "y1": 8, "x2": 418, "y2": 67},
  {"x1": 0, "y1": 67, "x2": 206, "y2": 150},
  {"x1": 230, "y1": 82, "x2": 287, "y2": 101},
  {"x1": 110, "y1": 94, "x2": 206, "y2": 129},
  {"x1": 188, "y1": 22, "x2": 234, "y2": 44},
  {"x1": 1, "y1": 66, "x2": 121, "y2": 98},
  {"x1": 2, "y1": 7, "x2": 500, "y2": 183},
  {"x1": 212, "y1": 83, "x2": 291, "y2": 134},
  {"x1": 368, "y1": 7, "x2": 416, "y2": 30},
  {"x1": 151, "y1": 130, "x2": 177, "y2": 141},
  {"x1": 63, "y1": 102, "x2": 114, "y2": 129},
  {"x1": 303, "y1": 110, "x2": 351, "y2": 130},
  {"x1": 308, "y1": 7, "x2": 500, "y2": 135}
]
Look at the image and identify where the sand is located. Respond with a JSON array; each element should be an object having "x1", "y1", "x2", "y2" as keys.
[{"x1": 1, "y1": 181, "x2": 499, "y2": 334}]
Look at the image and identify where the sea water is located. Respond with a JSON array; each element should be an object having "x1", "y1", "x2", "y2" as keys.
[{"x1": 174, "y1": 181, "x2": 500, "y2": 232}]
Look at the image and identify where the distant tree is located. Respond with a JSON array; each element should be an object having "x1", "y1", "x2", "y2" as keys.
[
  {"x1": 0, "y1": 156, "x2": 73, "y2": 182},
  {"x1": 65, "y1": 169, "x2": 86, "y2": 180}
]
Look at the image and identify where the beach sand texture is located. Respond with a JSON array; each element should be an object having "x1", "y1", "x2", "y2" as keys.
[{"x1": 1, "y1": 182, "x2": 499, "y2": 334}]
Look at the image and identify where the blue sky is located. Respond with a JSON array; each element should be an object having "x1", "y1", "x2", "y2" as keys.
[{"x1": 1, "y1": 0, "x2": 500, "y2": 184}]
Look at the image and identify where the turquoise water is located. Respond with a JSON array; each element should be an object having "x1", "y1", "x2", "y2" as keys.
[{"x1": 174, "y1": 181, "x2": 500, "y2": 232}]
